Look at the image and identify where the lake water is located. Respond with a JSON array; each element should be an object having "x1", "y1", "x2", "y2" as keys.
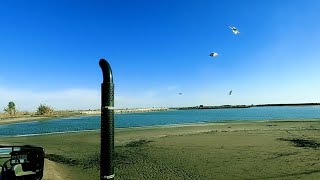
[{"x1": 0, "y1": 106, "x2": 320, "y2": 137}]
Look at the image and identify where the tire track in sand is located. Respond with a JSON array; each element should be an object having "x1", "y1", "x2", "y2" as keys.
[{"x1": 43, "y1": 159, "x2": 73, "y2": 180}]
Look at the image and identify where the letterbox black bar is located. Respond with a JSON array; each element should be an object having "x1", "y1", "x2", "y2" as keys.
[{"x1": 99, "y1": 59, "x2": 115, "y2": 180}]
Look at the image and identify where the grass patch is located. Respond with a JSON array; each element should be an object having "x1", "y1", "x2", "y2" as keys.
[
  {"x1": 268, "y1": 152, "x2": 298, "y2": 160},
  {"x1": 278, "y1": 138, "x2": 320, "y2": 148},
  {"x1": 124, "y1": 139, "x2": 153, "y2": 147},
  {"x1": 46, "y1": 151, "x2": 101, "y2": 170},
  {"x1": 82, "y1": 151, "x2": 100, "y2": 169},
  {"x1": 46, "y1": 154, "x2": 80, "y2": 166},
  {"x1": 45, "y1": 142, "x2": 151, "y2": 171}
]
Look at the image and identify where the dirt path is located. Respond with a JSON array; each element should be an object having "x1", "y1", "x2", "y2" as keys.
[{"x1": 43, "y1": 159, "x2": 74, "y2": 180}]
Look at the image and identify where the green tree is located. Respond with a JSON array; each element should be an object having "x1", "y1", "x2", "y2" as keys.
[
  {"x1": 3, "y1": 101, "x2": 16, "y2": 116},
  {"x1": 36, "y1": 104, "x2": 54, "y2": 115}
]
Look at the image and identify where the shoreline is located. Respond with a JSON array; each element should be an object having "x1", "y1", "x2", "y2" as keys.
[{"x1": 1, "y1": 118, "x2": 320, "y2": 138}]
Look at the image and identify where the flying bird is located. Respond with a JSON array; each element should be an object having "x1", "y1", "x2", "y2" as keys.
[
  {"x1": 229, "y1": 90, "x2": 233, "y2": 95},
  {"x1": 178, "y1": 93, "x2": 182, "y2": 95},
  {"x1": 209, "y1": 52, "x2": 218, "y2": 57},
  {"x1": 227, "y1": 25, "x2": 240, "y2": 34}
]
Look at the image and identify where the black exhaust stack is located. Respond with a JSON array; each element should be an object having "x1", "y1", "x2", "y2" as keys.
[{"x1": 99, "y1": 59, "x2": 115, "y2": 180}]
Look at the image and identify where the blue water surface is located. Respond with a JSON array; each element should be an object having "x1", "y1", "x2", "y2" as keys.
[{"x1": 0, "y1": 106, "x2": 320, "y2": 137}]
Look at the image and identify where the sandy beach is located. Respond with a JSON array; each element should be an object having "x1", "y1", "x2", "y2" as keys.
[
  {"x1": 0, "y1": 116, "x2": 53, "y2": 125},
  {"x1": 0, "y1": 120, "x2": 319, "y2": 179}
]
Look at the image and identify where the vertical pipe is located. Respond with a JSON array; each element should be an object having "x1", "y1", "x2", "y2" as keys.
[{"x1": 99, "y1": 59, "x2": 115, "y2": 180}]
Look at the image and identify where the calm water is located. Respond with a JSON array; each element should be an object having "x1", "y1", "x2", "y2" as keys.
[{"x1": 0, "y1": 106, "x2": 320, "y2": 137}]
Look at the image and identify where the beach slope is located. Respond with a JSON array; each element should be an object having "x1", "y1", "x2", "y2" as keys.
[{"x1": 0, "y1": 120, "x2": 319, "y2": 179}]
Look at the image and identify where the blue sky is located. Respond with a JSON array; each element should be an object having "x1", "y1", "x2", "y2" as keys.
[{"x1": 1, "y1": 0, "x2": 320, "y2": 111}]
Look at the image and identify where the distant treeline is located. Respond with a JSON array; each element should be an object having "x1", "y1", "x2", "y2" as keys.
[
  {"x1": 172, "y1": 103, "x2": 320, "y2": 110},
  {"x1": 171, "y1": 105, "x2": 252, "y2": 110},
  {"x1": 253, "y1": 103, "x2": 320, "y2": 107}
]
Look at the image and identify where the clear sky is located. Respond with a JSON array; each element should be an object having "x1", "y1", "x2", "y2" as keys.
[{"x1": 1, "y1": 0, "x2": 320, "y2": 111}]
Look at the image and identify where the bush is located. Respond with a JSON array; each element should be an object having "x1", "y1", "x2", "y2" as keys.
[
  {"x1": 36, "y1": 104, "x2": 54, "y2": 115},
  {"x1": 3, "y1": 101, "x2": 16, "y2": 116}
]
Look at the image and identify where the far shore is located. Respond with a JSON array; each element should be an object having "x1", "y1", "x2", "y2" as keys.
[
  {"x1": 0, "y1": 107, "x2": 169, "y2": 125},
  {"x1": 0, "y1": 111, "x2": 95, "y2": 125}
]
